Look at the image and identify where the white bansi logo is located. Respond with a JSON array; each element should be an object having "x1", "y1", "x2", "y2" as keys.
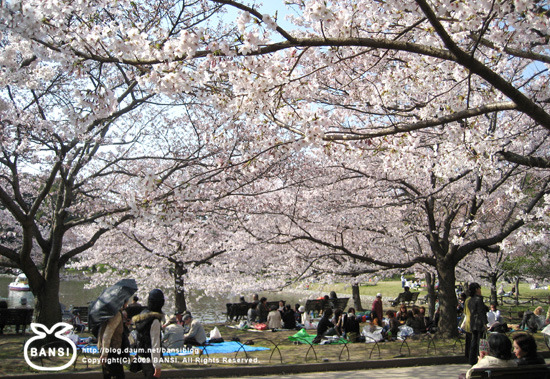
[{"x1": 24, "y1": 323, "x2": 78, "y2": 371}]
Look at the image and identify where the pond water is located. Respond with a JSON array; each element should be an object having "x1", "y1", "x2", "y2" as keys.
[{"x1": 0, "y1": 275, "x2": 321, "y2": 324}]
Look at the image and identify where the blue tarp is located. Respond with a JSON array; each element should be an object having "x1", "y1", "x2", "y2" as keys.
[{"x1": 81, "y1": 341, "x2": 269, "y2": 356}]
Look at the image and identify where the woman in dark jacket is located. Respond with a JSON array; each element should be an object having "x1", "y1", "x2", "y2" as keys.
[
  {"x1": 513, "y1": 333, "x2": 546, "y2": 365},
  {"x1": 468, "y1": 282, "x2": 488, "y2": 365}
]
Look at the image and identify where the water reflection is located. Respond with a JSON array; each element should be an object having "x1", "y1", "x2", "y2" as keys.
[{"x1": 0, "y1": 275, "x2": 318, "y2": 324}]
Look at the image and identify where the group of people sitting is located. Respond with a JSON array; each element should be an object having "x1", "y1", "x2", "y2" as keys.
[
  {"x1": 313, "y1": 307, "x2": 362, "y2": 343},
  {"x1": 461, "y1": 332, "x2": 546, "y2": 379},
  {"x1": 252, "y1": 296, "x2": 314, "y2": 330}
]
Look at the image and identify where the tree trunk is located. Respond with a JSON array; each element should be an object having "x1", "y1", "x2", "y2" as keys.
[
  {"x1": 424, "y1": 271, "x2": 436, "y2": 319},
  {"x1": 514, "y1": 276, "x2": 520, "y2": 306},
  {"x1": 31, "y1": 268, "x2": 62, "y2": 328},
  {"x1": 436, "y1": 261, "x2": 459, "y2": 338},
  {"x1": 489, "y1": 273, "x2": 498, "y2": 306},
  {"x1": 351, "y1": 283, "x2": 364, "y2": 311},
  {"x1": 174, "y1": 261, "x2": 187, "y2": 313}
]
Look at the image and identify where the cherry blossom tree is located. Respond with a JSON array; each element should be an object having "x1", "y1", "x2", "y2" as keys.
[{"x1": 3, "y1": 0, "x2": 550, "y2": 331}]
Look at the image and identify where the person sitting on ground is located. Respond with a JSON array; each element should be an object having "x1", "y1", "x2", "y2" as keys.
[
  {"x1": 182, "y1": 312, "x2": 206, "y2": 346},
  {"x1": 300, "y1": 305, "x2": 315, "y2": 329},
  {"x1": 247, "y1": 293, "x2": 259, "y2": 323},
  {"x1": 392, "y1": 286, "x2": 413, "y2": 306},
  {"x1": 281, "y1": 304, "x2": 297, "y2": 330},
  {"x1": 465, "y1": 333, "x2": 516, "y2": 379},
  {"x1": 256, "y1": 297, "x2": 269, "y2": 324},
  {"x1": 519, "y1": 307, "x2": 545, "y2": 333},
  {"x1": 533, "y1": 306, "x2": 546, "y2": 330},
  {"x1": 313, "y1": 308, "x2": 338, "y2": 343},
  {"x1": 267, "y1": 305, "x2": 282, "y2": 329},
  {"x1": 396, "y1": 304, "x2": 408, "y2": 323},
  {"x1": 294, "y1": 303, "x2": 302, "y2": 324},
  {"x1": 333, "y1": 308, "x2": 344, "y2": 335},
  {"x1": 513, "y1": 333, "x2": 546, "y2": 366},
  {"x1": 162, "y1": 315, "x2": 185, "y2": 349},
  {"x1": 382, "y1": 310, "x2": 399, "y2": 341},
  {"x1": 277, "y1": 300, "x2": 285, "y2": 312},
  {"x1": 486, "y1": 303, "x2": 502, "y2": 328},
  {"x1": 72, "y1": 309, "x2": 86, "y2": 333},
  {"x1": 419, "y1": 306, "x2": 431, "y2": 329},
  {"x1": 341, "y1": 307, "x2": 361, "y2": 341},
  {"x1": 406, "y1": 306, "x2": 426, "y2": 334}
]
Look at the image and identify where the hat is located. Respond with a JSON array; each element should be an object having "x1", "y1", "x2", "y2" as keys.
[
  {"x1": 182, "y1": 312, "x2": 193, "y2": 321},
  {"x1": 376, "y1": 293, "x2": 382, "y2": 298},
  {"x1": 298, "y1": 306, "x2": 305, "y2": 313}
]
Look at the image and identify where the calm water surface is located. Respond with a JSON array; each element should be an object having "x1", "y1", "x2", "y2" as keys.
[{"x1": 0, "y1": 275, "x2": 319, "y2": 324}]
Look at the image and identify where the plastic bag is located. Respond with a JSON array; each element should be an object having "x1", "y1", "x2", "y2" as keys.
[
  {"x1": 362, "y1": 325, "x2": 383, "y2": 342},
  {"x1": 397, "y1": 325, "x2": 414, "y2": 338},
  {"x1": 238, "y1": 320, "x2": 249, "y2": 330},
  {"x1": 210, "y1": 326, "x2": 222, "y2": 340}
]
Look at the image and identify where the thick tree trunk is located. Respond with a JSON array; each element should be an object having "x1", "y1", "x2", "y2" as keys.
[
  {"x1": 31, "y1": 268, "x2": 62, "y2": 328},
  {"x1": 174, "y1": 261, "x2": 187, "y2": 313},
  {"x1": 436, "y1": 262, "x2": 458, "y2": 338},
  {"x1": 351, "y1": 283, "x2": 364, "y2": 311}
]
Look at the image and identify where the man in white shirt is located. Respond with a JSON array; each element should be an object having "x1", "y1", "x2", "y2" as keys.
[{"x1": 486, "y1": 303, "x2": 501, "y2": 328}]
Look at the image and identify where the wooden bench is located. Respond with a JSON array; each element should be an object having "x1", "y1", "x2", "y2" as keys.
[
  {"x1": 225, "y1": 302, "x2": 253, "y2": 321},
  {"x1": 225, "y1": 301, "x2": 286, "y2": 321},
  {"x1": 304, "y1": 298, "x2": 349, "y2": 313},
  {"x1": 391, "y1": 291, "x2": 419, "y2": 306},
  {"x1": 468, "y1": 364, "x2": 549, "y2": 378},
  {"x1": 0, "y1": 308, "x2": 34, "y2": 335}
]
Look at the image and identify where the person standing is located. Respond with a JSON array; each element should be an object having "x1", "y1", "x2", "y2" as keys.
[
  {"x1": 468, "y1": 282, "x2": 488, "y2": 365},
  {"x1": 371, "y1": 293, "x2": 384, "y2": 326},
  {"x1": 98, "y1": 301, "x2": 130, "y2": 379},
  {"x1": 133, "y1": 289, "x2": 165, "y2": 378},
  {"x1": 461, "y1": 293, "x2": 472, "y2": 361}
]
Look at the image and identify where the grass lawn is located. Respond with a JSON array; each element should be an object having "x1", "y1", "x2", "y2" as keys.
[
  {"x1": 1, "y1": 279, "x2": 548, "y2": 375},
  {"x1": 1, "y1": 321, "x2": 549, "y2": 376}
]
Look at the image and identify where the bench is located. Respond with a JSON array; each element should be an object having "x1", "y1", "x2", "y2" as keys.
[
  {"x1": 0, "y1": 308, "x2": 34, "y2": 335},
  {"x1": 225, "y1": 302, "x2": 254, "y2": 321},
  {"x1": 304, "y1": 298, "x2": 349, "y2": 313},
  {"x1": 226, "y1": 301, "x2": 286, "y2": 321},
  {"x1": 391, "y1": 292, "x2": 419, "y2": 306},
  {"x1": 467, "y1": 364, "x2": 550, "y2": 378}
]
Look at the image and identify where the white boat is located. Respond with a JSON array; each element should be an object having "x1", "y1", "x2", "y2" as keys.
[{"x1": 8, "y1": 273, "x2": 30, "y2": 291}]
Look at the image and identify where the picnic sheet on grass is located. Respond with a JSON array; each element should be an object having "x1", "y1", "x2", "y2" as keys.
[
  {"x1": 80, "y1": 341, "x2": 269, "y2": 355},
  {"x1": 288, "y1": 328, "x2": 346, "y2": 344}
]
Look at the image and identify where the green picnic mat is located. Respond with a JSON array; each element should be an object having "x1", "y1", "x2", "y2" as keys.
[{"x1": 288, "y1": 328, "x2": 347, "y2": 344}]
